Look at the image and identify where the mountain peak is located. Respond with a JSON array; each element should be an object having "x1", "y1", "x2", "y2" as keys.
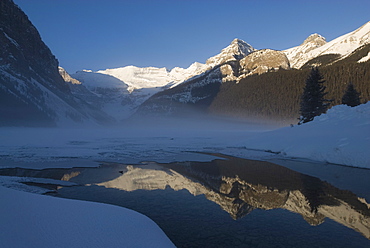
[
  {"x1": 230, "y1": 38, "x2": 248, "y2": 45},
  {"x1": 301, "y1": 33, "x2": 326, "y2": 46},
  {"x1": 206, "y1": 38, "x2": 255, "y2": 66}
]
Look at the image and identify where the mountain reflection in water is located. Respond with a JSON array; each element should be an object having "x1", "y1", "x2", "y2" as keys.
[
  {"x1": 1, "y1": 155, "x2": 370, "y2": 245},
  {"x1": 86, "y1": 155, "x2": 370, "y2": 239}
]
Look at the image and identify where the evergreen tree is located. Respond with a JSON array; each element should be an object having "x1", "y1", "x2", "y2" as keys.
[
  {"x1": 342, "y1": 82, "x2": 361, "y2": 107},
  {"x1": 299, "y1": 67, "x2": 330, "y2": 124}
]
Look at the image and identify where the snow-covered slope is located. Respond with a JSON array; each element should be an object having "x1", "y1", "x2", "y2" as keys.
[
  {"x1": 73, "y1": 70, "x2": 129, "y2": 90},
  {"x1": 284, "y1": 33, "x2": 327, "y2": 68},
  {"x1": 285, "y1": 21, "x2": 370, "y2": 68},
  {"x1": 0, "y1": 185, "x2": 175, "y2": 248},
  {"x1": 242, "y1": 102, "x2": 370, "y2": 168},
  {"x1": 70, "y1": 70, "x2": 137, "y2": 120}
]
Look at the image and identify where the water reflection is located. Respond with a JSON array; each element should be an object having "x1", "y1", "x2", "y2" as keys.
[
  {"x1": 83, "y1": 156, "x2": 370, "y2": 239},
  {"x1": 1, "y1": 155, "x2": 370, "y2": 241}
]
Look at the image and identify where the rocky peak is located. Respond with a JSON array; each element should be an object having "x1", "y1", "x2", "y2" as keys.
[
  {"x1": 301, "y1": 33, "x2": 327, "y2": 47},
  {"x1": 206, "y1": 38, "x2": 255, "y2": 66},
  {"x1": 229, "y1": 38, "x2": 255, "y2": 57},
  {"x1": 59, "y1": 67, "x2": 82, "y2": 85}
]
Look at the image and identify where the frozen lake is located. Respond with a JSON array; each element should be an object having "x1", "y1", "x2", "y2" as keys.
[{"x1": 1, "y1": 155, "x2": 369, "y2": 248}]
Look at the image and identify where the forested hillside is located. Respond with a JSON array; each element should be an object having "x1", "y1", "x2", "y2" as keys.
[{"x1": 208, "y1": 44, "x2": 370, "y2": 124}]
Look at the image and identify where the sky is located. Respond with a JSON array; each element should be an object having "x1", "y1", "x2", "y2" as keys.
[{"x1": 13, "y1": 0, "x2": 370, "y2": 73}]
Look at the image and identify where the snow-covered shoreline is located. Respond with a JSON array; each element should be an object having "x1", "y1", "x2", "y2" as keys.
[{"x1": 0, "y1": 184, "x2": 176, "y2": 248}]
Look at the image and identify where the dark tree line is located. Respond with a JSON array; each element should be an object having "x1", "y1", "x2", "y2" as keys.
[{"x1": 208, "y1": 44, "x2": 370, "y2": 124}]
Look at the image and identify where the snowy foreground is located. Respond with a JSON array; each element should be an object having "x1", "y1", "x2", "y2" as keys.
[
  {"x1": 0, "y1": 102, "x2": 369, "y2": 247},
  {"x1": 0, "y1": 183, "x2": 176, "y2": 248}
]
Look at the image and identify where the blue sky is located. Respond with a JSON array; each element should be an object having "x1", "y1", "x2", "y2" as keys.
[{"x1": 13, "y1": 0, "x2": 370, "y2": 73}]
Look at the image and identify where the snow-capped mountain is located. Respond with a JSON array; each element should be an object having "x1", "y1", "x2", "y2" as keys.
[
  {"x1": 78, "y1": 38, "x2": 259, "y2": 119},
  {"x1": 67, "y1": 62, "x2": 209, "y2": 120},
  {"x1": 0, "y1": 0, "x2": 114, "y2": 126},
  {"x1": 136, "y1": 27, "x2": 370, "y2": 121},
  {"x1": 74, "y1": 37, "x2": 255, "y2": 97},
  {"x1": 135, "y1": 41, "x2": 291, "y2": 117},
  {"x1": 97, "y1": 62, "x2": 208, "y2": 92},
  {"x1": 285, "y1": 21, "x2": 370, "y2": 68}
]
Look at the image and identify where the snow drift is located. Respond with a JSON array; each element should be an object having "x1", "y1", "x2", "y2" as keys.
[
  {"x1": 0, "y1": 185, "x2": 175, "y2": 248},
  {"x1": 242, "y1": 102, "x2": 370, "y2": 168}
]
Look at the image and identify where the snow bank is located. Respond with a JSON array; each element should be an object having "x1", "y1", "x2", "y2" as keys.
[
  {"x1": 0, "y1": 185, "x2": 175, "y2": 248},
  {"x1": 242, "y1": 102, "x2": 370, "y2": 168}
]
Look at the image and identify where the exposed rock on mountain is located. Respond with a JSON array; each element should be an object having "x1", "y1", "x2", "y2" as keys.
[
  {"x1": 239, "y1": 49, "x2": 290, "y2": 76},
  {"x1": 58, "y1": 67, "x2": 81, "y2": 85},
  {"x1": 0, "y1": 0, "x2": 113, "y2": 126},
  {"x1": 218, "y1": 49, "x2": 290, "y2": 83}
]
